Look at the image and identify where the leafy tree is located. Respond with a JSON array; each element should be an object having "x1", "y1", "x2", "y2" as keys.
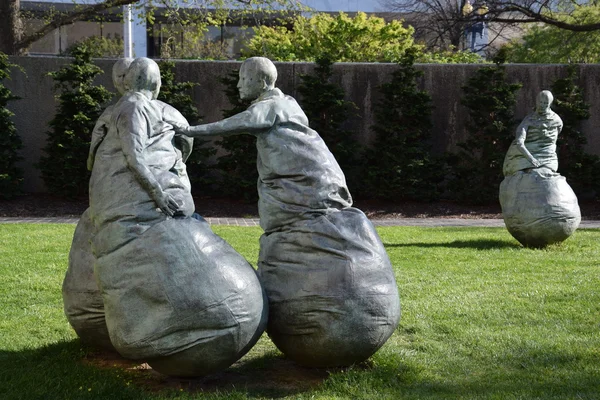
[
  {"x1": 244, "y1": 11, "x2": 484, "y2": 63},
  {"x1": 296, "y1": 57, "x2": 362, "y2": 192},
  {"x1": 504, "y1": 5, "x2": 600, "y2": 63},
  {"x1": 158, "y1": 27, "x2": 230, "y2": 60},
  {"x1": 418, "y1": 48, "x2": 486, "y2": 63},
  {"x1": 551, "y1": 66, "x2": 600, "y2": 199},
  {"x1": 244, "y1": 12, "x2": 419, "y2": 62},
  {"x1": 0, "y1": 52, "x2": 23, "y2": 199},
  {"x1": 448, "y1": 58, "x2": 522, "y2": 205},
  {"x1": 365, "y1": 49, "x2": 443, "y2": 201},
  {"x1": 214, "y1": 71, "x2": 257, "y2": 202},
  {"x1": 39, "y1": 45, "x2": 112, "y2": 197},
  {"x1": 157, "y1": 60, "x2": 216, "y2": 196},
  {"x1": 66, "y1": 36, "x2": 124, "y2": 58}
]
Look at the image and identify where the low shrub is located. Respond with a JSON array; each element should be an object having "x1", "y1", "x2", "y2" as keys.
[
  {"x1": 38, "y1": 45, "x2": 112, "y2": 197},
  {"x1": 0, "y1": 52, "x2": 23, "y2": 199}
]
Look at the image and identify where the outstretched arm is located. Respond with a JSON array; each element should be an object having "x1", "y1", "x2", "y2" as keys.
[
  {"x1": 117, "y1": 106, "x2": 181, "y2": 217},
  {"x1": 178, "y1": 103, "x2": 276, "y2": 137},
  {"x1": 514, "y1": 119, "x2": 541, "y2": 168}
]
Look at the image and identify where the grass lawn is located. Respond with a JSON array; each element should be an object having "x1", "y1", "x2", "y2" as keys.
[{"x1": 0, "y1": 223, "x2": 599, "y2": 399}]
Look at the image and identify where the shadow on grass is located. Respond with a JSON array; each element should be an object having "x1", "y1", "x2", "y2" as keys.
[
  {"x1": 174, "y1": 351, "x2": 332, "y2": 398},
  {"x1": 2, "y1": 336, "x2": 597, "y2": 399},
  {"x1": 0, "y1": 340, "x2": 146, "y2": 400},
  {"x1": 120, "y1": 349, "x2": 332, "y2": 398},
  {"x1": 0, "y1": 339, "x2": 330, "y2": 399},
  {"x1": 384, "y1": 239, "x2": 519, "y2": 250}
]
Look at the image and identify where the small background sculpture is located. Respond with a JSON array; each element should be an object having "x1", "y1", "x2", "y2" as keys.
[{"x1": 499, "y1": 90, "x2": 581, "y2": 247}]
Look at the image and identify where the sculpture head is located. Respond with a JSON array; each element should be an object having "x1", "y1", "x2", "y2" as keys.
[
  {"x1": 237, "y1": 57, "x2": 277, "y2": 101},
  {"x1": 112, "y1": 58, "x2": 133, "y2": 95},
  {"x1": 125, "y1": 57, "x2": 161, "y2": 100},
  {"x1": 536, "y1": 90, "x2": 554, "y2": 114}
]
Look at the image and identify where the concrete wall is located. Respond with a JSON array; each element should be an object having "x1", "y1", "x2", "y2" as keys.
[{"x1": 5, "y1": 56, "x2": 600, "y2": 193}]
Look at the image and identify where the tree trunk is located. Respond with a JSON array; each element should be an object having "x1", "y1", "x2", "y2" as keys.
[
  {"x1": 0, "y1": 0, "x2": 24, "y2": 55},
  {"x1": 450, "y1": 31, "x2": 462, "y2": 51}
]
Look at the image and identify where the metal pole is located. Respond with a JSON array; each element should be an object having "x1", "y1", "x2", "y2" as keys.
[{"x1": 123, "y1": 5, "x2": 133, "y2": 57}]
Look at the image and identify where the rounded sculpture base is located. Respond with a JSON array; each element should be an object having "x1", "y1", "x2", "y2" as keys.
[
  {"x1": 95, "y1": 217, "x2": 268, "y2": 377},
  {"x1": 258, "y1": 208, "x2": 400, "y2": 368},
  {"x1": 147, "y1": 331, "x2": 246, "y2": 377},
  {"x1": 63, "y1": 208, "x2": 116, "y2": 352},
  {"x1": 267, "y1": 295, "x2": 399, "y2": 367},
  {"x1": 499, "y1": 169, "x2": 581, "y2": 248}
]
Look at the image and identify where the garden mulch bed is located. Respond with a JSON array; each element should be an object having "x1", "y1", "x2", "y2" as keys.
[{"x1": 1, "y1": 193, "x2": 600, "y2": 220}]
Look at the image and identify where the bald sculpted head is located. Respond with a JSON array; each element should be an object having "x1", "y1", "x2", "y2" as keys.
[
  {"x1": 112, "y1": 58, "x2": 133, "y2": 95},
  {"x1": 125, "y1": 57, "x2": 161, "y2": 100},
  {"x1": 536, "y1": 90, "x2": 554, "y2": 114},
  {"x1": 237, "y1": 57, "x2": 278, "y2": 101}
]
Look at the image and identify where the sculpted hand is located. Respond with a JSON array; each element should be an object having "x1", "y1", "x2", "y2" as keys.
[
  {"x1": 531, "y1": 158, "x2": 541, "y2": 168},
  {"x1": 171, "y1": 122, "x2": 189, "y2": 135},
  {"x1": 153, "y1": 190, "x2": 181, "y2": 217}
]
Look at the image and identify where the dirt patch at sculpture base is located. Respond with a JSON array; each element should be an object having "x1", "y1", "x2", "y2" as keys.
[{"x1": 81, "y1": 348, "x2": 344, "y2": 396}]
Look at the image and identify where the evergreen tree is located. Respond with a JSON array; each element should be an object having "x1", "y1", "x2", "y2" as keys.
[
  {"x1": 157, "y1": 60, "x2": 216, "y2": 196},
  {"x1": 365, "y1": 49, "x2": 442, "y2": 201},
  {"x1": 214, "y1": 70, "x2": 257, "y2": 202},
  {"x1": 449, "y1": 59, "x2": 522, "y2": 204},
  {"x1": 0, "y1": 52, "x2": 23, "y2": 199},
  {"x1": 39, "y1": 45, "x2": 112, "y2": 197},
  {"x1": 551, "y1": 65, "x2": 600, "y2": 199},
  {"x1": 296, "y1": 57, "x2": 361, "y2": 192}
]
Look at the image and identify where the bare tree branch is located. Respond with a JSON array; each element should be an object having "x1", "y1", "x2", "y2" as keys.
[
  {"x1": 485, "y1": 4, "x2": 600, "y2": 32},
  {"x1": 381, "y1": 0, "x2": 600, "y2": 56},
  {"x1": 17, "y1": 0, "x2": 141, "y2": 52}
]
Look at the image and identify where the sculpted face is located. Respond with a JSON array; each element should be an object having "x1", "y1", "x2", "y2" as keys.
[
  {"x1": 536, "y1": 90, "x2": 553, "y2": 114},
  {"x1": 237, "y1": 64, "x2": 265, "y2": 101}
]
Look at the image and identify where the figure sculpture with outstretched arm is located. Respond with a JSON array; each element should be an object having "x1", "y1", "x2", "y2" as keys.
[
  {"x1": 176, "y1": 57, "x2": 352, "y2": 232},
  {"x1": 176, "y1": 57, "x2": 400, "y2": 368}
]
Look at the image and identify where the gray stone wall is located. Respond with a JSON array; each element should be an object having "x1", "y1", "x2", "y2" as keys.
[{"x1": 6, "y1": 56, "x2": 599, "y2": 193}]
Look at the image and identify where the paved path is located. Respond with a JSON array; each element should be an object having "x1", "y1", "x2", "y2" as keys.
[{"x1": 1, "y1": 216, "x2": 600, "y2": 228}]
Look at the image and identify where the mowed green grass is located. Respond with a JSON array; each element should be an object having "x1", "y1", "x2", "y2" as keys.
[{"x1": 0, "y1": 223, "x2": 599, "y2": 399}]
